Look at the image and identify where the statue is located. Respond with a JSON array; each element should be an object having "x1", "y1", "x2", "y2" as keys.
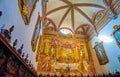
[
  {"x1": 78, "y1": 60, "x2": 84, "y2": 74},
  {"x1": 55, "y1": 40, "x2": 62, "y2": 59},
  {"x1": 17, "y1": 44, "x2": 24, "y2": 56},
  {"x1": 83, "y1": 60, "x2": 94, "y2": 75},
  {"x1": 28, "y1": 60, "x2": 31, "y2": 67},
  {"x1": 22, "y1": 52, "x2": 25, "y2": 59},
  {"x1": 25, "y1": 54, "x2": 28, "y2": 63},
  {"x1": 44, "y1": 39, "x2": 51, "y2": 55},
  {"x1": 13, "y1": 39, "x2": 18, "y2": 50},
  {"x1": 72, "y1": 46, "x2": 80, "y2": 62},
  {"x1": 0, "y1": 25, "x2": 14, "y2": 43}
]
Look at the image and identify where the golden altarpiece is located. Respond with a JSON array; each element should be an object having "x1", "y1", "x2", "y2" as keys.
[{"x1": 36, "y1": 28, "x2": 95, "y2": 76}]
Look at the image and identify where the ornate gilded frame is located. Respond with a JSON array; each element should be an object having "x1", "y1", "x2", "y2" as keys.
[
  {"x1": 94, "y1": 42, "x2": 109, "y2": 65},
  {"x1": 112, "y1": 25, "x2": 120, "y2": 47},
  {"x1": 31, "y1": 14, "x2": 41, "y2": 52},
  {"x1": 18, "y1": 0, "x2": 38, "y2": 25},
  {"x1": 94, "y1": 10, "x2": 105, "y2": 25}
]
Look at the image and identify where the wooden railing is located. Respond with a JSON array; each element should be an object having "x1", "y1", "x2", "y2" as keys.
[{"x1": 0, "y1": 34, "x2": 37, "y2": 77}]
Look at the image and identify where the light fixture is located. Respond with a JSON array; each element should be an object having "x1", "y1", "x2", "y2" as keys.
[
  {"x1": 98, "y1": 35, "x2": 113, "y2": 42},
  {"x1": 60, "y1": 29, "x2": 72, "y2": 35}
]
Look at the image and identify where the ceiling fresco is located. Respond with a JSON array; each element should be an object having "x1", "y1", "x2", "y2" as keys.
[{"x1": 42, "y1": 0, "x2": 110, "y2": 36}]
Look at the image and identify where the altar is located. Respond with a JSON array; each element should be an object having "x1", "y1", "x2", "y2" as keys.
[{"x1": 36, "y1": 34, "x2": 95, "y2": 75}]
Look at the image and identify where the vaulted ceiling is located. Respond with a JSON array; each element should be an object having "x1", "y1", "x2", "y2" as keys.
[{"x1": 42, "y1": 0, "x2": 110, "y2": 36}]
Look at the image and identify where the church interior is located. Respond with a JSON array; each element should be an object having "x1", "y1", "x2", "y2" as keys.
[{"x1": 0, "y1": 0, "x2": 120, "y2": 77}]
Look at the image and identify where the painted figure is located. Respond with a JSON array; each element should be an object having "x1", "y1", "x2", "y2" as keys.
[{"x1": 94, "y1": 42, "x2": 108, "y2": 65}]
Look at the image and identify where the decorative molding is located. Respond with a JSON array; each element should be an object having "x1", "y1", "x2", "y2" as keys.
[{"x1": 31, "y1": 14, "x2": 41, "y2": 52}]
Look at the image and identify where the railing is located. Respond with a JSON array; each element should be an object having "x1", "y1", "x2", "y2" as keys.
[{"x1": 0, "y1": 34, "x2": 37, "y2": 77}]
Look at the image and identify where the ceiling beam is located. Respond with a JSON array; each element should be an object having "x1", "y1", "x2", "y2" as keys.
[
  {"x1": 46, "y1": 5, "x2": 69, "y2": 15},
  {"x1": 74, "y1": 3, "x2": 106, "y2": 10},
  {"x1": 71, "y1": 7, "x2": 75, "y2": 31},
  {"x1": 58, "y1": 7, "x2": 71, "y2": 28},
  {"x1": 76, "y1": 24, "x2": 90, "y2": 31},
  {"x1": 60, "y1": 0, "x2": 72, "y2": 6},
  {"x1": 46, "y1": 18, "x2": 57, "y2": 30},
  {"x1": 86, "y1": 26, "x2": 90, "y2": 32},
  {"x1": 74, "y1": 7, "x2": 98, "y2": 34},
  {"x1": 74, "y1": 6, "x2": 93, "y2": 25},
  {"x1": 104, "y1": 0, "x2": 112, "y2": 6},
  {"x1": 45, "y1": 21, "x2": 51, "y2": 27},
  {"x1": 82, "y1": 27, "x2": 86, "y2": 34}
]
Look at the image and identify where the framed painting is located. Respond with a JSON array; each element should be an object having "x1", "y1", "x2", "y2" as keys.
[
  {"x1": 113, "y1": 25, "x2": 120, "y2": 47},
  {"x1": 18, "y1": 0, "x2": 38, "y2": 25},
  {"x1": 94, "y1": 42, "x2": 109, "y2": 65},
  {"x1": 31, "y1": 15, "x2": 41, "y2": 52}
]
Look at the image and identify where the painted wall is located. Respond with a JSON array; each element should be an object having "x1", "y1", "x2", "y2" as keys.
[
  {"x1": 0, "y1": 0, "x2": 42, "y2": 70},
  {"x1": 89, "y1": 14, "x2": 120, "y2": 74}
]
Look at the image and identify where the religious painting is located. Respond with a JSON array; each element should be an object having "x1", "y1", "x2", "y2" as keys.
[
  {"x1": 18, "y1": 0, "x2": 38, "y2": 25},
  {"x1": 94, "y1": 42, "x2": 109, "y2": 65},
  {"x1": 113, "y1": 25, "x2": 120, "y2": 47},
  {"x1": 31, "y1": 15, "x2": 41, "y2": 52}
]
